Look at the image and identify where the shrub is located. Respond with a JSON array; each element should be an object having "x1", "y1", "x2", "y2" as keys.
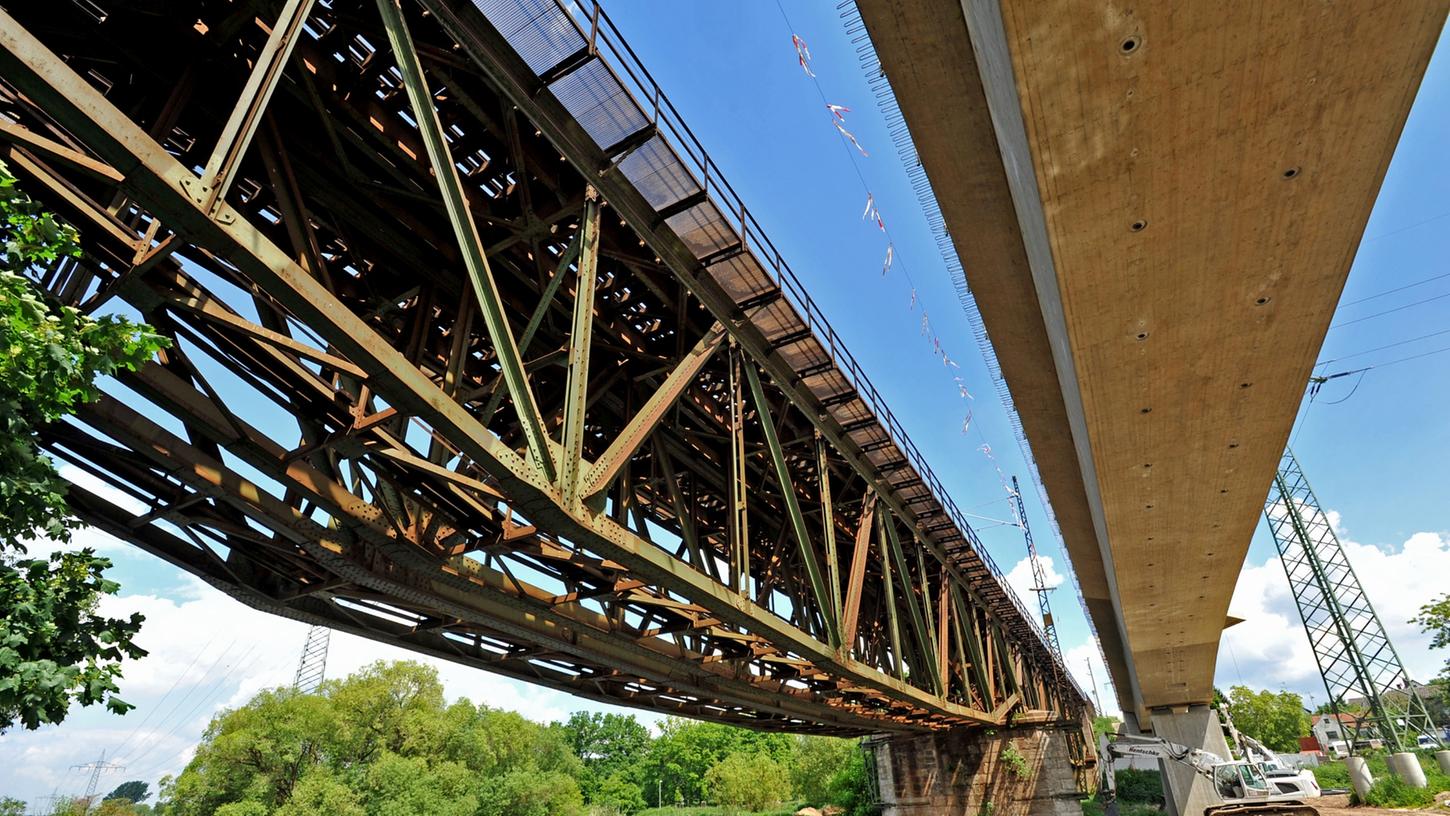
[
  {"x1": 1114, "y1": 768, "x2": 1164, "y2": 806},
  {"x1": 1361, "y1": 774, "x2": 1437, "y2": 809},
  {"x1": 706, "y1": 752, "x2": 791, "y2": 812}
]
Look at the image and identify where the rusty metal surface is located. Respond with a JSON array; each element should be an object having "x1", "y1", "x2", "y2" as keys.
[{"x1": 0, "y1": 0, "x2": 1087, "y2": 735}]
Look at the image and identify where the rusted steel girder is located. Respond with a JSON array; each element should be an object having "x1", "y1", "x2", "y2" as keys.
[{"x1": 0, "y1": 0, "x2": 1087, "y2": 735}]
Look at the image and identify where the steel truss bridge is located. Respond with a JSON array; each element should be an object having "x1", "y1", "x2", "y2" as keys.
[{"x1": 0, "y1": 0, "x2": 1091, "y2": 743}]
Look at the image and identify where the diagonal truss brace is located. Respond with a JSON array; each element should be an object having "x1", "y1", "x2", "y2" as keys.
[{"x1": 374, "y1": 0, "x2": 556, "y2": 481}]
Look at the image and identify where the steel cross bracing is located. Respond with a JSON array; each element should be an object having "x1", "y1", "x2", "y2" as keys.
[
  {"x1": 0, "y1": 0, "x2": 1090, "y2": 737},
  {"x1": 1265, "y1": 449, "x2": 1438, "y2": 752}
]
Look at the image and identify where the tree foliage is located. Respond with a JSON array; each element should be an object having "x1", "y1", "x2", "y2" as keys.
[
  {"x1": 1223, "y1": 685, "x2": 1309, "y2": 753},
  {"x1": 0, "y1": 162, "x2": 165, "y2": 732},
  {"x1": 639, "y1": 717, "x2": 793, "y2": 806},
  {"x1": 706, "y1": 752, "x2": 791, "y2": 813},
  {"x1": 158, "y1": 661, "x2": 584, "y2": 816},
  {"x1": 106, "y1": 780, "x2": 151, "y2": 803},
  {"x1": 1413, "y1": 593, "x2": 1450, "y2": 681}
]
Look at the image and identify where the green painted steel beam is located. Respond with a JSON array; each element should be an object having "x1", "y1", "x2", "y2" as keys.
[
  {"x1": 581, "y1": 323, "x2": 724, "y2": 499},
  {"x1": 744, "y1": 361, "x2": 838, "y2": 647},
  {"x1": 374, "y1": 0, "x2": 555, "y2": 481},
  {"x1": 883, "y1": 512, "x2": 942, "y2": 695},
  {"x1": 559, "y1": 190, "x2": 601, "y2": 506}
]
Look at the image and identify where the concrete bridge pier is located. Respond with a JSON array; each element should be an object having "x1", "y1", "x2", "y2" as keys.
[
  {"x1": 869, "y1": 725, "x2": 1083, "y2": 816},
  {"x1": 1149, "y1": 706, "x2": 1233, "y2": 816}
]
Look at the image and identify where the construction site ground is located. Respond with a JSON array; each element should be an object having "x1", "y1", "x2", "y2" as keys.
[{"x1": 1311, "y1": 793, "x2": 1450, "y2": 815}]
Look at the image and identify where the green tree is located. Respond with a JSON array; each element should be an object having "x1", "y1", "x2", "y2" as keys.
[
  {"x1": 1413, "y1": 594, "x2": 1450, "y2": 681},
  {"x1": 0, "y1": 796, "x2": 24, "y2": 816},
  {"x1": 159, "y1": 660, "x2": 585, "y2": 816},
  {"x1": 640, "y1": 717, "x2": 792, "y2": 806},
  {"x1": 105, "y1": 781, "x2": 150, "y2": 803},
  {"x1": 790, "y1": 735, "x2": 856, "y2": 806},
  {"x1": 1093, "y1": 715, "x2": 1121, "y2": 740},
  {"x1": 1224, "y1": 685, "x2": 1309, "y2": 753},
  {"x1": 590, "y1": 773, "x2": 647, "y2": 816},
  {"x1": 0, "y1": 162, "x2": 165, "y2": 732},
  {"x1": 706, "y1": 751, "x2": 791, "y2": 812},
  {"x1": 558, "y1": 710, "x2": 650, "y2": 801}
]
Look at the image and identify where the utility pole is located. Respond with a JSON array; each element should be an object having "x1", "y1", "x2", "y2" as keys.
[
  {"x1": 1264, "y1": 448, "x2": 1439, "y2": 752},
  {"x1": 293, "y1": 625, "x2": 331, "y2": 693},
  {"x1": 1085, "y1": 657, "x2": 1103, "y2": 715},
  {"x1": 71, "y1": 750, "x2": 124, "y2": 812}
]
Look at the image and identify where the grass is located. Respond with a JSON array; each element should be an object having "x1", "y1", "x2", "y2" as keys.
[{"x1": 1311, "y1": 749, "x2": 1450, "y2": 809}]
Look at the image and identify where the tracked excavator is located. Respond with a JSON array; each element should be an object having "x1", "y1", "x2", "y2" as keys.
[{"x1": 1101, "y1": 733, "x2": 1320, "y2": 816}]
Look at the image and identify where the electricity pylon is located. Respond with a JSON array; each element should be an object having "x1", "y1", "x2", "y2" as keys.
[
  {"x1": 293, "y1": 625, "x2": 331, "y2": 693},
  {"x1": 1012, "y1": 476, "x2": 1061, "y2": 658},
  {"x1": 1264, "y1": 448, "x2": 1438, "y2": 752},
  {"x1": 72, "y1": 749, "x2": 124, "y2": 811}
]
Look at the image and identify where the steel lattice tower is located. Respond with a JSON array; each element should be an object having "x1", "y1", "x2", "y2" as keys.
[
  {"x1": 293, "y1": 625, "x2": 331, "y2": 694},
  {"x1": 1264, "y1": 448, "x2": 1438, "y2": 752},
  {"x1": 1013, "y1": 477, "x2": 1062, "y2": 659}
]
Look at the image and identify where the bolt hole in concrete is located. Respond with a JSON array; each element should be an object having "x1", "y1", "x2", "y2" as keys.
[
  {"x1": 1255, "y1": 296, "x2": 1271, "y2": 305},
  {"x1": 1141, "y1": 407, "x2": 1152, "y2": 414},
  {"x1": 1121, "y1": 36, "x2": 1140, "y2": 53},
  {"x1": 1130, "y1": 219, "x2": 1147, "y2": 231},
  {"x1": 1136, "y1": 331, "x2": 1148, "y2": 340},
  {"x1": 1283, "y1": 166, "x2": 1300, "y2": 178}
]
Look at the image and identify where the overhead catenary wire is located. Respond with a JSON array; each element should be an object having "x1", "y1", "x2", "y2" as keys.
[
  {"x1": 1338, "y1": 270, "x2": 1450, "y2": 308},
  {"x1": 1329, "y1": 288, "x2": 1450, "y2": 329},
  {"x1": 1315, "y1": 325, "x2": 1450, "y2": 366}
]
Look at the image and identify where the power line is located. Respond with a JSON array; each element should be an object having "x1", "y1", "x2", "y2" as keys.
[
  {"x1": 108, "y1": 636, "x2": 223, "y2": 760},
  {"x1": 1339, "y1": 271, "x2": 1450, "y2": 307},
  {"x1": 1316, "y1": 325, "x2": 1450, "y2": 366},
  {"x1": 1329, "y1": 289, "x2": 1450, "y2": 329}
]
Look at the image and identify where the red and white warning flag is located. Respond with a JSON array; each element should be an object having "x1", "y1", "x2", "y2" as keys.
[
  {"x1": 908, "y1": 287, "x2": 917, "y2": 310},
  {"x1": 920, "y1": 311, "x2": 930, "y2": 336},
  {"x1": 881, "y1": 242, "x2": 894, "y2": 275},
  {"x1": 832, "y1": 119, "x2": 869, "y2": 157},
  {"x1": 862, "y1": 193, "x2": 885, "y2": 230},
  {"x1": 826, "y1": 103, "x2": 851, "y2": 121},
  {"x1": 792, "y1": 34, "x2": 815, "y2": 77},
  {"x1": 962, "y1": 410, "x2": 974, "y2": 435}
]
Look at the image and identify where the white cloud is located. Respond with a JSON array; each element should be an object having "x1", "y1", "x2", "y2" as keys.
[
  {"x1": 1064, "y1": 638, "x2": 1122, "y2": 719},
  {"x1": 1003, "y1": 553, "x2": 1064, "y2": 620},
  {"x1": 1217, "y1": 516, "x2": 1450, "y2": 705}
]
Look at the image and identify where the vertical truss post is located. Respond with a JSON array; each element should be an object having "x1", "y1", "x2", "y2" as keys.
[
  {"x1": 936, "y1": 566, "x2": 951, "y2": 696},
  {"x1": 816, "y1": 431, "x2": 843, "y2": 641},
  {"x1": 1264, "y1": 448, "x2": 1439, "y2": 752},
  {"x1": 875, "y1": 511, "x2": 904, "y2": 679},
  {"x1": 726, "y1": 343, "x2": 749, "y2": 594},
  {"x1": 841, "y1": 494, "x2": 876, "y2": 652},
  {"x1": 190, "y1": 0, "x2": 317, "y2": 213},
  {"x1": 743, "y1": 362, "x2": 837, "y2": 646},
  {"x1": 559, "y1": 189, "x2": 601, "y2": 506},
  {"x1": 374, "y1": 0, "x2": 555, "y2": 481},
  {"x1": 882, "y1": 514, "x2": 940, "y2": 693}
]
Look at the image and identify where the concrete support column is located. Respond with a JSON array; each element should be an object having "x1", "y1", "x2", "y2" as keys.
[
  {"x1": 1344, "y1": 756, "x2": 1374, "y2": 801},
  {"x1": 1148, "y1": 706, "x2": 1233, "y2": 816},
  {"x1": 1435, "y1": 751, "x2": 1450, "y2": 775},
  {"x1": 1386, "y1": 753, "x2": 1427, "y2": 788},
  {"x1": 869, "y1": 725, "x2": 1083, "y2": 816}
]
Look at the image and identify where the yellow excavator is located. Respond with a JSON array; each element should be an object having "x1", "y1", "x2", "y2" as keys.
[{"x1": 1101, "y1": 733, "x2": 1320, "y2": 816}]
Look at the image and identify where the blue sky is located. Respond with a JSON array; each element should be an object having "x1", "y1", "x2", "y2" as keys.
[{"x1": 3, "y1": 2, "x2": 1448, "y2": 806}]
